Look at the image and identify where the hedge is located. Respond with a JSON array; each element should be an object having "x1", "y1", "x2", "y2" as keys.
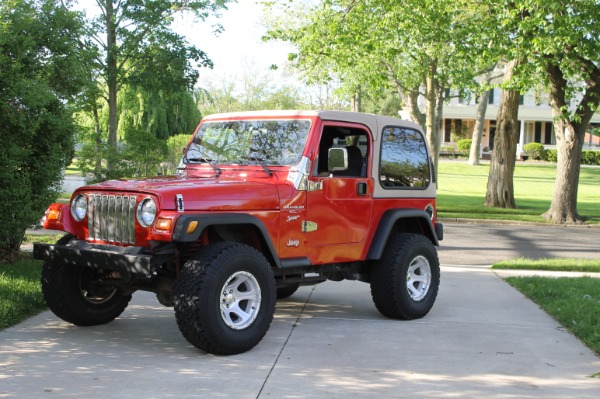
[{"x1": 544, "y1": 149, "x2": 600, "y2": 165}]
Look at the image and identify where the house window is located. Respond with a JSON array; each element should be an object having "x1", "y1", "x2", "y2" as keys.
[
  {"x1": 544, "y1": 123, "x2": 553, "y2": 144},
  {"x1": 535, "y1": 122, "x2": 542, "y2": 142},
  {"x1": 444, "y1": 119, "x2": 452, "y2": 142},
  {"x1": 488, "y1": 89, "x2": 495, "y2": 105},
  {"x1": 380, "y1": 127, "x2": 430, "y2": 189},
  {"x1": 519, "y1": 95, "x2": 524, "y2": 105}
]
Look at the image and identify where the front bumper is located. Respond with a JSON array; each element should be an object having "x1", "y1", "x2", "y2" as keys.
[{"x1": 33, "y1": 240, "x2": 169, "y2": 276}]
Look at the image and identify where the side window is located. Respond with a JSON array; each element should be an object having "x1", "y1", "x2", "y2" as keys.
[
  {"x1": 313, "y1": 126, "x2": 370, "y2": 177},
  {"x1": 380, "y1": 127, "x2": 430, "y2": 189}
]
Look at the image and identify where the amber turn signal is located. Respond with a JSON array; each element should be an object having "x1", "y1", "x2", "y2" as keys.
[
  {"x1": 186, "y1": 221, "x2": 199, "y2": 235},
  {"x1": 47, "y1": 208, "x2": 61, "y2": 221},
  {"x1": 155, "y1": 218, "x2": 173, "y2": 231}
]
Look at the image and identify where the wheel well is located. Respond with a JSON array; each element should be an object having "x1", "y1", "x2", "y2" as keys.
[
  {"x1": 391, "y1": 217, "x2": 434, "y2": 241},
  {"x1": 173, "y1": 214, "x2": 281, "y2": 268},
  {"x1": 366, "y1": 209, "x2": 439, "y2": 261},
  {"x1": 179, "y1": 223, "x2": 278, "y2": 267}
]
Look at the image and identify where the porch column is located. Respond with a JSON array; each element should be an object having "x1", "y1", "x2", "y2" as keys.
[{"x1": 517, "y1": 119, "x2": 526, "y2": 158}]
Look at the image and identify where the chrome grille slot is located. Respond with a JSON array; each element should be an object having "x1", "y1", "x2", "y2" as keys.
[{"x1": 87, "y1": 194, "x2": 137, "y2": 244}]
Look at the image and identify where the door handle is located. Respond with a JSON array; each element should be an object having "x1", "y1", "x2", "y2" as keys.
[{"x1": 357, "y1": 182, "x2": 367, "y2": 196}]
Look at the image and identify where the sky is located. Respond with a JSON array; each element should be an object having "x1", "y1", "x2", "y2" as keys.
[{"x1": 171, "y1": 0, "x2": 295, "y2": 83}]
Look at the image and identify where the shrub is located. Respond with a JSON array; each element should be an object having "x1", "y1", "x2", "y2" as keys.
[
  {"x1": 440, "y1": 145, "x2": 456, "y2": 157},
  {"x1": 523, "y1": 142, "x2": 547, "y2": 160},
  {"x1": 0, "y1": 1, "x2": 85, "y2": 254},
  {"x1": 582, "y1": 151, "x2": 600, "y2": 165},
  {"x1": 546, "y1": 149, "x2": 557, "y2": 162},
  {"x1": 457, "y1": 139, "x2": 472, "y2": 155}
]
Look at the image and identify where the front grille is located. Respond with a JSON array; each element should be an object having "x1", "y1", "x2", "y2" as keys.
[{"x1": 87, "y1": 194, "x2": 137, "y2": 244}]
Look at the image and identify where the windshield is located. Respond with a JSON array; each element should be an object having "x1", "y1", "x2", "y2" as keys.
[{"x1": 185, "y1": 119, "x2": 311, "y2": 166}]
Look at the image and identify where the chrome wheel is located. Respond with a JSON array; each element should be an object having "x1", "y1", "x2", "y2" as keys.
[
  {"x1": 406, "y1": 255, "x2": 432, "y2": 301},
  {"x1": 220, "y1": 271, "x2": 262, "y2": 330}
]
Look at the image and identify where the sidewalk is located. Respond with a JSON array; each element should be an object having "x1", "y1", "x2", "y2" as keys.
[{"x1": 1, "y1": 265, "x2": 599, "y2": 398}]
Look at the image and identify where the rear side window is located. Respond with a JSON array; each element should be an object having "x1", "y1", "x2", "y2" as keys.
[{"x1": 380, "y1": 127, "x2": 430, "y2": 189}]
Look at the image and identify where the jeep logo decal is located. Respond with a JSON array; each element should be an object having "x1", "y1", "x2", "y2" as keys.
[{"x1": 286, "y1": 239, "x2": 300, "y2": 247}]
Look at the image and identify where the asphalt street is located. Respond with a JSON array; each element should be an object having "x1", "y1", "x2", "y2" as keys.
[
  {"x1": 2, "y1": 222, "x2": 600, "y2": 398},
  {"x1": 438, "y1": 221, "x2": 600, "y2": 265}
]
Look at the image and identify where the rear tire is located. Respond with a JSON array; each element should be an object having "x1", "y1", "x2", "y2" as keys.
[
  {"x1": 370, "y1": 233, "x2": 440, "y2": 320},
  {"x1": 41, "y1": 235, "x2": 132, "y2": 326},
  {"x1": 174, "y1": 242, "x2": 276, "y2": 355}
]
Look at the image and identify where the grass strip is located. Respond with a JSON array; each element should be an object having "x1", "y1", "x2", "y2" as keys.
[
  {"x1": 493, "y1": 258, "x2": 600, "y2": 273},
  {"x1": 505, "y1": 276, "x2": 600, "y2": 357},
  {"x1": 0, "y1": 258, "x2": 46, "y2": 330}
]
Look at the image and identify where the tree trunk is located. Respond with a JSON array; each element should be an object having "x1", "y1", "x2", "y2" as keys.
[
  {"x1": 484, "y1": 59, "x2": 522, "y2": 208},
  {"x1": 351, "y1": 86, "x2": 362, "y2": 112},
  {"x1": 106, "y1": 0, "x2": 119, "y2": 172},
  {"x1": 542, "y1": 120, "x2": 584, "y2": 223},
  {"x1": 541, "y1": 62, "x2": 599, "y2": 223},
  {"x1": 92, "y1": 104, "x2": 103, "y2": 179},
  {"x1": 425, "y1": 59, "x2": 441, "y2": 175},
  {"x1": 468, "y1": 89, "x2": 491, "y2": 165}
]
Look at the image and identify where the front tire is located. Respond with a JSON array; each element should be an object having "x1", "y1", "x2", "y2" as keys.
[
  {"x1": 41, "y1": 235, "x2": 132, "y2": 326},
  {"x1": 370, "y1": 233, "x2": 440, "y2": 320},
  {"x1": 174, "y1": 242, "x2": 276, "y2": 355}
]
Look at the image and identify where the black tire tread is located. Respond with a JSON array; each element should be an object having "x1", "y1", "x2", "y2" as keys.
[
  {"x1": 174, "y1": 242, "x2": 276, "y2": 355},
  {"x1": 370, "y1": 233, "x2": 440, "y2": 320},
  {"x1": 41, "y1": 235, "x2": 132, "y2": 326}
]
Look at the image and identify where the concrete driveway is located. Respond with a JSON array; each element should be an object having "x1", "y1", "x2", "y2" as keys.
[{"x1": 2, "y1": 223, "x2": 599, "y2": 398}]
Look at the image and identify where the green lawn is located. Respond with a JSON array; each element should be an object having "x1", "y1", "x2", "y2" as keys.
[
  {"x1": 0, "y1": 258, "x2": 46, "y2": 330},
  {"x1": 437, "y1": 161, "x2": 600, "y2": 224}
]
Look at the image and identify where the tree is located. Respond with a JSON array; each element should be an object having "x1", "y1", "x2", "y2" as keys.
[
  {"x1": 77, "y1": 0, "x2": 231, "y2": 173},
  {"x1": 484, "y1": 59, "x2": 523, "y2": 208},
  {"x1": 0, "y1": 0, "x2": 86, "y2": 255},
  {"x1": 491, "y1": 1, "x2": 600, "y2": 223}
]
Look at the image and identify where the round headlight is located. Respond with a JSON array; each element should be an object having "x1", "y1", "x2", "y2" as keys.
[
  {"x1": 137, "y1": 198, "x2": 157, "y2": 227},
  {"x1": 71, "y1": 194, "x2": 87, "y2": 221}
]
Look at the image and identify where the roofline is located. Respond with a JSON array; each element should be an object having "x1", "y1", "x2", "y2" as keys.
[{"x1": 201, "y1": 110, "x2": 424, "y2": 136}]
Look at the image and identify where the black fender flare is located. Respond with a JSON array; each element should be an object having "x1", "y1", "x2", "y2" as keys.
[
  {"x1": 366, "y1": 209, "x2": 440, "y2": 261},
  {"x1": 172, "y1": 213, "x2": 281, "y2": 268}
]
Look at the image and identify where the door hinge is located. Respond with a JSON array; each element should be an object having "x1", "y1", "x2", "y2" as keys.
[
  {"x1": 307, "y1": 181, "x2": 323, "y2": 191},
  {"x1": 302, "y1": 221, "x2": 318, "y2": 232}
]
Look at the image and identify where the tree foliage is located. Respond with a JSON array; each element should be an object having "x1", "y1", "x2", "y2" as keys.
[
  {"x1": 0, "y1": 0, "x2": 86, "y2": 255},
  {"x1": 266, "y1": 0, "x2": 497, "y2": 173}
]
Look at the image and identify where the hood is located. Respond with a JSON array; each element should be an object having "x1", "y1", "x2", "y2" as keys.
[{"x1": 77, "y1": 175, "x2": 280, "y2": 211}]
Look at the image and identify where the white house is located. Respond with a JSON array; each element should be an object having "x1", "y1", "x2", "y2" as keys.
[{"x1": 442, "y1": 88, "x2": 600, "y2": 159}]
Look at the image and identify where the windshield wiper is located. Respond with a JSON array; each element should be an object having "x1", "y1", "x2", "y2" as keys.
[
  {"x1": 184, "y1": 153, "x2": 222, "y2": 176},
  {"x1": 239, "y1": 156, "x2": 273, "y2": 176}
]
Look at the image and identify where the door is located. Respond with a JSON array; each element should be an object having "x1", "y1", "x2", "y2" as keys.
[{"x1": 305, "y1": 123, "x2": 373, "y2": 246}]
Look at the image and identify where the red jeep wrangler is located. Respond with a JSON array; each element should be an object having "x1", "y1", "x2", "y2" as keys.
[{"x1": 34, "y1": 110, "x2": 443, "y2": 355}]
